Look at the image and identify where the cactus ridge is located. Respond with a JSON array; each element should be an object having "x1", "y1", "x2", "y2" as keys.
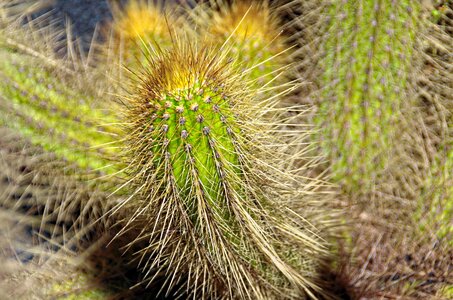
[
  {"x1": 0, "y1": 48, "x2": 122, "y2": 175},
  {"x1": 116, "y1": 39, "x2": 326, "y2": 299},
  {"x1": 110, "y1": 0, "x2": 169, "y2": 42},
  {"x1": 315, "y1": 0, "x2": 419, "y2": 194}
]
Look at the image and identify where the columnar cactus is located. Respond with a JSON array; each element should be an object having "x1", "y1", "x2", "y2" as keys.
[
  {"x1": 316, "y1": 0, "x2": 419, "y2": 195},
  {"x1": 118, "y1": 39, "x2": 326, "y2": 299}
]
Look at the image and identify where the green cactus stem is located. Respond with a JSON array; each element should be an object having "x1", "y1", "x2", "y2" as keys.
[
  {"x1": 192, "y1": 0, "x2": 290, "y2": 88},
  {"x1": 117, "y1": 39, "x2": 326, "y2": 299},
  {"x1": 0, "y1": 48, "x2": 121, "y2": 178},
  {"x1": 316, "y1": 0, "x2": 419, "y2": 195}
]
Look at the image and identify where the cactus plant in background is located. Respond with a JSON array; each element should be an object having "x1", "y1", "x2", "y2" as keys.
[
  {"x1": 105, "y1": 0, "x2": 180, "y2": 74},
  {"x1": 0, "y1": 127, "x2": 153, "y2": 299},
  {"x1": 190, "y1": 0, "x2": 290, "y2": 88},
  {"x1": 115, "y1": 38, "x2": 329, "y2": 299},
  {"x1": 415, "y1": 1, "x2": 453, "y2": 246},
  {"x1": 0, "y1": 5, "x2": 127, "y2": 299},
  {"x1": 315, "y1": 0, "x2": 420, "y2": 197},
  {"x1": 277, "y1": 0, "x2": 452, "y2": 298},
  {"x1": 0, "y1": 51, "x2": 121, "y2": 175},
  {"x1": 1, "y1": 0, "x2": 452, "y2": 299},
  {"x1": 0, "y1": 5, "x2": 124, "y2": 180},
  {"x1": 0, "y1": 127, "x2": 106, "y2": 299},
  {"x1": 109, "y1": 0, "x2": 172, "y2": 46}
]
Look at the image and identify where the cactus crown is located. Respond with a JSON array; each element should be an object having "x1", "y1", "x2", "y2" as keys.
[
  {"x1": 126, "y1": 41, "x2": 241, "y2": 225},
  {"x1": 188, "y1": 0, "x2": 291, "y2": 92}
]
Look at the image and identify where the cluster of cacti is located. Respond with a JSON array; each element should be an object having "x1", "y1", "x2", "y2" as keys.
[
  {"x1": 1, "y1": 1, "x2": 328, "y2": 299},
  {"x1": 0, "y1": 0, "x2": 452, "y2": 299}
]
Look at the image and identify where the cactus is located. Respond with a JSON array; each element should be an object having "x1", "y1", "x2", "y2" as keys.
[
  {"x1": 0, "y1": 51, "x2": 120, "y2": 174},
  {"x1": 6, "y1": 0, "x2": 452, "y2": 298},
  {"x1": 0, "y1": 126, "x2": 144, "y2": 299},
  {"x1": 277, "y1": 0, "x2": 452, "y2": 297},
  {"x1": 109, "y1": 0, "x2": 172, "y2": 45},
  {"x1": 191, "y1": 0, "x2": 290, "y2": 88},
  {"x1": 116, "y1": 38, "x2": 327, "y2": 299},
  {"x1": 0, "y1": 7, "x2": 127, "y2": 298},
  {"x1": 415, "y1": 1, "x2": 452, "y2": 241},
  {"x1": 105, "y1": 0, "x2": 179, "y2": 73},
  {"x1": 0, "y1": 7, "x2": 125, "y2": 183},
  {"x1": 315, "y1": 0, "x2": 420, "y2": 196},
  {"x1": 415, "y1": 1, "x2": 453, "y2": 245}
]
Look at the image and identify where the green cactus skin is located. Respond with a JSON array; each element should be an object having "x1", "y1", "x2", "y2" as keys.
[
  {"x1": 0, "y1": 49, "x2": 121, "y2": 178},
  {"x1": 0, "y1": 127, "x2": 140, "y2": 300},
  {"x1": 316, "y1": 0, "x2": 419, "y2": 195},
  {"x1": 118, "y1": 40, "x2": 326, "y2": 299}
]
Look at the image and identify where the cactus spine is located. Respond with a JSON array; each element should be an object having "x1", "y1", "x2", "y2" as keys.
[
  {"x1": 192, "y1": 0, "x2": 289, "y2": 88},
  {"x1": 0, "y1": 51, "x2": 121, "y2": 174},
  {"x1": 118, "y1": 39, "x2": 326, "y2": 299}
]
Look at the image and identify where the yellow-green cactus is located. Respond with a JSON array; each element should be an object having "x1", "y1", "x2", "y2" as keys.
[
  {"x1": 316, "y1": 0, "x2": 419, "y2": 195},
  {"x1": 0, "y1": 50, "x2": 120, "y2": 175},
  {"x1": 192, "y1": 0, "x2": 290, "y2": 88},
  {"x1": 117, "y1": 38, "x2": 326, "y2": 299},
  {"x1": 106, "y1": 0, "x2": 179, "y2": 69}
]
